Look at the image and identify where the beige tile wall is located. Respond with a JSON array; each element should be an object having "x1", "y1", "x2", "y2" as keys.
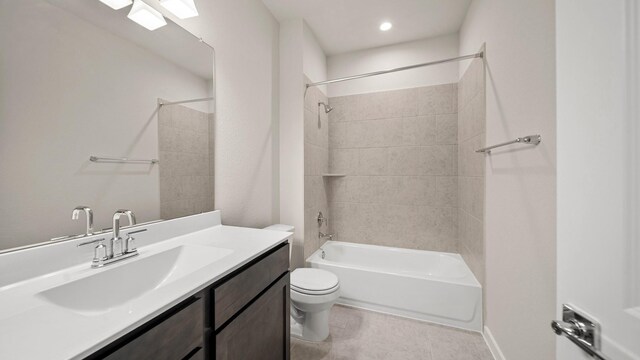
[
  {"x1": 158, "y1": 103, "x2": 215, "y2": 220},
  {"x1": 327, "y1": 84, "x2": 459, "y2": 252},
  {"x1": 304, "y1": 78, "x2": 330, "y2": 260},
  {"x1": 458, "y1": 57, "x2": 486, "y2": 286}
]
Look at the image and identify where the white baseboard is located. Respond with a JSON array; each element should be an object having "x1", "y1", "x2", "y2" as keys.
[{"x1": 483, "y1": 326, "x2": 506, "y2": 360}]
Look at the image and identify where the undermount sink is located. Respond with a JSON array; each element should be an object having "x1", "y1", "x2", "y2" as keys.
[{"x1": 38, "y1": 245, "x2": 233, "y2": 315}]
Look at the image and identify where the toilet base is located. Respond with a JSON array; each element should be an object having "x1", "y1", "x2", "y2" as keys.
[
  {"x1": 290, "y1": 316, "x2": 303, "y2": 339},
  {"x1": 290, "y1": 306, "x2": 332, "y2": 342}
]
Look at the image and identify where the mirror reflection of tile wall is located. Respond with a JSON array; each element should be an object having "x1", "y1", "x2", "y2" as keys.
[{"x1": 158, "y1": 104, "x2": 215, "y2": 220}]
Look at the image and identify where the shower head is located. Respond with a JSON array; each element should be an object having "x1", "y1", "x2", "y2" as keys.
[{"x1": 318, "y1": 102, "x2": 334, "y2": 114}]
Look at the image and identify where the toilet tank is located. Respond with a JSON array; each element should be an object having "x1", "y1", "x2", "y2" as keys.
[{"x1": 263, "y1": 224, "x2": 294, "y2": 263}]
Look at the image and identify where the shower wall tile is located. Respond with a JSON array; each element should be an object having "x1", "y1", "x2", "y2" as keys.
[
  {"x1": 159, "y1": 103, "x2": 215, "y2": 221},
  {"x1": 329, "y1": 148, "x2": 358, "y2": 175},
  {"x1": 357, "y1": 148, "x2": 389, "y2": 175},
  {"x1": 304, "y1": 143, "x2": 329, "y2": 176},
  {"x1": 459, "y1": 210, "x2": 484, "y2": 286},
  {"x1": 327, "y1": 95, "x2": 361, "y2": 122},
  {"x1": 387, "y1": 147, "x2": 422, "y2": 175},
  {"x1": 435, "y1": 176, "x2": 458, "y2": 208},
  {"x1": 327, "y1": 176, "x2": 348, "y2": 203},
  {"x1": 304, "y1": 205, "x2": 320, "y2": 261},
  {"x1": 358, "y1": 88, "x2": 419, "y2": 119},
  {"x1": 415, "y1": 206, "x2": 458, "y2": 252},
  {"x1": 386, "y1": 176, "x2": 436, "y2": 206},
  {"x1": 418, "y1": 84, "x2": 458, "y2": 115},
  {"x1": 329, "y1": 122, "x2": 349, "y2": 148},
  {"x1": 327, "y1": 83, "x2": 459, "y2": 253},
  {"x1": 452, "y1": 147, "x2": 458, "y2": 176},
  {"x1": 400, "y1": 116, "x2": 437, "y2": 146},
  {"x1": 457, "y1": 56, "x2": 486, "y2": 289},
  {"x1": 304, "y1": 78, "x2": 330, "y2": 261},
  {"x1": 436, "y1": 114, "x2": 458, "y2": 144},
  {"x1": 421, "y1": 145, "x2": 456, "y2": 175},
  {"x1": 459, "y1": 135, "x2": 485, "y2": 177},
  {"x1": 459, "y1": 176, "x2": 485, "y2": 220},
  {"x1": 344, "y1": 119, "x2": 402, "y2": 148}
]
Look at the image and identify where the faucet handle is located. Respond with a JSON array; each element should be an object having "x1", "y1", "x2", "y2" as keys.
[
  {"x1": 93, "y1": 242, "x2": 108, "y2": 265},
  {"x1": 317, "y1": 211, "x2": 328, "y2": 227},
  {"x1": 124, "y1": 229, "x2": 146, "y2": 254},
  {"x1": 78, "y1": 238, "x2": 108, "y2": 265}
]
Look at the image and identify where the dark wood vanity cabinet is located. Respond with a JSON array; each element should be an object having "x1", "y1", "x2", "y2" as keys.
[
  {"x1": 214, "y1": 274, "x2": 290, "y2": 360},
  {"x1": 86, "y1": 243, "x2": 290, "y2": 360}
]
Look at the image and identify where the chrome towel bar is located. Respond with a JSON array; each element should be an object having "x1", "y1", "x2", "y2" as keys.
[
  {"x1": 475, "y1": 135, "x2": 542, "y2": 153},
  {"x1": 89, "y1": 156, "x2": 159, "y2": 164}
]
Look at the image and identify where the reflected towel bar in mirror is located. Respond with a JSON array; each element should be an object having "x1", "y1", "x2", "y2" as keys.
[
  {"x1": 475, "y1": 135, "x2": 542, "y2": 153},
  {"x1": 89, "y1": 156, "x2": 159, "y2": 164}
]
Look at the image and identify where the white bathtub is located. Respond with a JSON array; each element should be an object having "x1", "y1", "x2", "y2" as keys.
[{"x1": 307, "y1": 241, "x2": 482, "y2": 332}]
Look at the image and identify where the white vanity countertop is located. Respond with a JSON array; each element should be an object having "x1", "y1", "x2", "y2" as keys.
[{"x1": 0, "y1": 217, "x2": 291, "y2": 360}]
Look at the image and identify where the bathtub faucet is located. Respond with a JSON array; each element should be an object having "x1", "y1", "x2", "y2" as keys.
[{"x1": 319, "y1": 232, "x2": 334, "y2": 241}]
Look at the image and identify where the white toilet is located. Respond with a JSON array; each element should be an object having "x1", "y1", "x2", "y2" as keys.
[{"x1": 263, "y1": 224, "x2": 340, "y2": 342}]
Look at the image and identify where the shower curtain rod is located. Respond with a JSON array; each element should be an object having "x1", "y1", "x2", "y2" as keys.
[{"x1": 306, "y1": 52, "x2": 484, "y2": 88}]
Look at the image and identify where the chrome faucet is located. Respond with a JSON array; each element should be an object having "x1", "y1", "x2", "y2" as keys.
[
  {"x1": 111, "y1": 209, "x2": 136, "y2": 257},
  {"x1": 72, "y1": 206, "x2": 94, "y2": 236},
  {"x1": 78, "y1": 209, "x2": 139, "y2": 268}
]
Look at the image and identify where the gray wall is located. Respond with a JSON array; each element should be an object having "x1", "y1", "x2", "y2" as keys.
[{"x1": 327, "y1": 85, "x2": 459, "y2": 252}]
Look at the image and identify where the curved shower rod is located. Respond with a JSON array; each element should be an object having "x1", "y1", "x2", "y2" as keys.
[{"x1": 306, "y1": 52, "x2": 484, "y2": 88}]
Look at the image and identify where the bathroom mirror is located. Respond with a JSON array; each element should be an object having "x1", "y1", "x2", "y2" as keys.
[{"x1": 0, "y1": 0, "x2": 215, "y2": 251}]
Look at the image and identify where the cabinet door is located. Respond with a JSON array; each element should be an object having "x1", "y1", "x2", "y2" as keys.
[{"x1": 215, "y1": 273, "x2": 290, "y2": 360}]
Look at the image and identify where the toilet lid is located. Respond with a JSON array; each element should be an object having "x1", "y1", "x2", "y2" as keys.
[{"x1": 291, "y1": 268, "x2": 339, "y2": 295}]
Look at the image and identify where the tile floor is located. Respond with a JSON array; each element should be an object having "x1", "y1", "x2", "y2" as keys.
[{"x1": 291, "y1": 305, "x2": 494, "y2": 360}]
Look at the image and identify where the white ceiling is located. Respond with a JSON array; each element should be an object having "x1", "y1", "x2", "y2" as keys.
[{"x1": 262, "y1": 0, "x2": 472, "y2": 55}]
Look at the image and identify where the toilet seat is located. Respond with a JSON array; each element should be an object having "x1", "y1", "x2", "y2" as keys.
[
  {"x1": 291, "y1": 283, "x2": 339, "y2": 295},
  {"x1": 291, "y1": 268, "x2": 339, "y2": 295}
]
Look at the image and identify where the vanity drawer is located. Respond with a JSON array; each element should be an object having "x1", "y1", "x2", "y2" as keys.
[
  {"x1": 102, "y1": 296, "x2": 204, "y2": 360},
  {"x1": 213, "y1": 243, "x2": 289, "y2": 330}
]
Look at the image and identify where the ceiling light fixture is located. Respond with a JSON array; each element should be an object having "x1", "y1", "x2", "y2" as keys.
[
  {"x1": 127, "y1": 0, "x2": 167, "y2": 31},
  {"x1": 159, "y1": 0, "x2": 199, "y2": 19},
  {"x1": 379, "y1": 22, "x2": 393, "y2": 31},
  {"x1": 99, "y1": 0, "x2": 133, "y2": 10}
]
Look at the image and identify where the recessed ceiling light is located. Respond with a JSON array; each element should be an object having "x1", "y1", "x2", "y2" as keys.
[
  {"x1": 160, "y1": 0, "x2": 199, "y2": 19},
  {"x1": 127, "y1": 0, "x2": 167, "y2": 31},
  {"x1": 379, "y1": 22, "x2": 392, "y2": 31},
  {"x1": 99, "y1": 0, "x2": 133, "y2": 10}
]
